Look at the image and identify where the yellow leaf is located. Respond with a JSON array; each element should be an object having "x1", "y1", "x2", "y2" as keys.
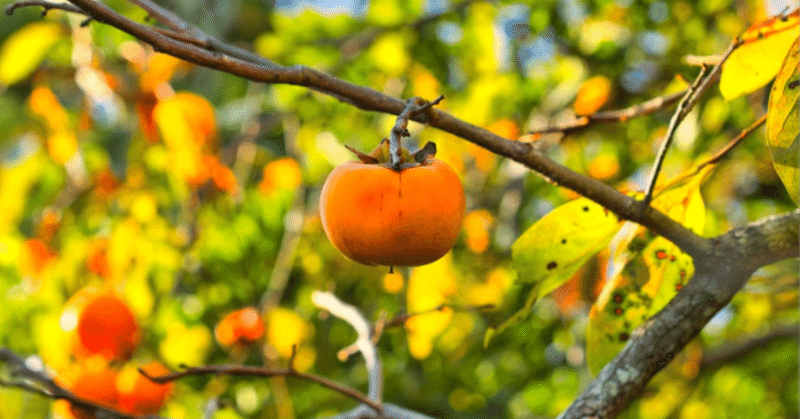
[
  {"x1": 0, "y1": 22, "x2": 63, "y2": 86},
  {"x1": 720, "y1": 10, "x2": 799, "y2": 101},
  {"x1": 766, "y1": 37, "x2": 799, "y2": 204},
  {"x1": 586, "y1": 168, "x2": 709, "y2": 375},
  {"x1": 486, "y1": 198, "x2": 621, "y2": 345}
]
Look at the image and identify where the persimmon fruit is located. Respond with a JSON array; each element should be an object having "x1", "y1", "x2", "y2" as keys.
[
  {"x1": 214, "y1": 307, "x2": 265, "y2": 347},
  {"x1": 75, "y1": 292, "x2": 140, "y2": 361},
  {"x1": 320, "y1": 141, "x2": 465, "y2": 267}
]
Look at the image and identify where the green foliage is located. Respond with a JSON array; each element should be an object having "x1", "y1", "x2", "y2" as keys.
[{"x1": 0, "y1": 1, "x2": 797, "y2": 418}]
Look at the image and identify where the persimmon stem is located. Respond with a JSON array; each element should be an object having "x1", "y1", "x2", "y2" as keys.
[{"x1": 389, "y1": 95, "x2": 445, "y2": 170}]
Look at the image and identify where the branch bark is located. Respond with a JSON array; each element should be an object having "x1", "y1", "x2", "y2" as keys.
[{"x1": 558, "y1": 209, "x2": 799, "y2": 419}]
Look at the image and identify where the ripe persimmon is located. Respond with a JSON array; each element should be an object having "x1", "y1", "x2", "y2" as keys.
[
  {"x1": 117, "y1": 362, "x2": 174, "y2": 415},
  {"x1": 75, "y1": 292, "x2": 140, "y2": 361},
  {"x1": 319, "y1": 141, "x2": 465, "y2": 267}
]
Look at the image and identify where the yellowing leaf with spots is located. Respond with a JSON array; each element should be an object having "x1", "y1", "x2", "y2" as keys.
[
  {"x1": 485, "y1": 197, "x2": 621, "y2": 346},
  {"x1": 0, "y1": 22, "x2": 63, "y2": 86},
  {"x1": 766, "y1": 37, "x2": 799, "y2": 205},
  {"x1": 720, "y1": 10, "x2": 799, "y2": 101},
  {"x1": 586, "y1": 168, "x2": 708, "y2": 375}
]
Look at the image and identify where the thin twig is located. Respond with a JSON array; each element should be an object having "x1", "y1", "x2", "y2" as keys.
[
  {"x1": 700, "y1": 323, "x2": 799, "y2": 368},
  {"x1": 690, "y1": 114, "x2": 767, "y2": 175},
  {"x1": 5, "y1": 0, "x2": 86, "y2": 16},
  {"x1": 0, "y1": 348, "x2": 146, "y2": 419},
  {"x1": 140, "y1": 363, "x2": 383, "y2": 413},
  {"x1": 529, "y1": 90, "x2": 686, "y2": 135},
  {"x1": 312, "y1": 291, "x2": 383, "y2": 404},
  {"x1": 656, "y1": 114, "x2": 767, "y2": 192},
  {"x1": 641, "y1": 65, "x2": 710, "y2": 206}
]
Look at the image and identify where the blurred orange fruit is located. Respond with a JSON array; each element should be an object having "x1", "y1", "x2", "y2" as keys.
[
  {"x1": 74, "y1": 292, "x2": 140, "y2": 361},
  {"x1": 214, "y1": 307, "x2": 265, "y2": 347}
]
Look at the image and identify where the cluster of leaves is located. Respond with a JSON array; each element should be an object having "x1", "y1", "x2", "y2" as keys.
[{"x1": 0, "y1": 0, "x2": 796, "y2": 418}]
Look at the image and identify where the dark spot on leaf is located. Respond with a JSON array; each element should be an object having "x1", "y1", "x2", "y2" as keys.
[
  {"x1": 669, "y1": 255, "x2": 676, "y2": 261},
  {"x1": 582, "y1": 206, "x2": 589, "y2": 212},
  {"x1": 613, "y1": 293, "x2": 624, "y2": 304},
  {"x1": 614, "y1": 308, "x2": 624, "y2": 316},
  {"x1": 547, "y1": 261, "x2": 558, "y2": 270},
  {"x1": 680, "y1": 269, "x2": 686, "y2": 279},
  {"x1": 758, "y1": 30, "x2": 765, "y2": 39},
  {"x1": 561, "y1": 239, "x2": 567, "y2": 244},
  {"x1": 789, "y1": 80, "x2": 800, "y2": 90},
  {"x1": 619, "y1": 332, "x2": 630, "y2": 341},
  {"x1": 655, "y1": 250, "x2": 668, "y2": 260},
  {"x1": 675, "y1": 283, "x2": 683, "y2": 291}
]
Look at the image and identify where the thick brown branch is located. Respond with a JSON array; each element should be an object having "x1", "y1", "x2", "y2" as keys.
[
  {"x1": 558, "y1": 209, "x2": 800, "y2": 419},
  {"x1": 141, "y1": 364, "x2": 383, "y2": 413}
]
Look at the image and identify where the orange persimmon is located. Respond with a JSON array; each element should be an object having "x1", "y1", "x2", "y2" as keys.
[
  {"x1": 319, "y1": 142, "x2": 465, "y2": 267},
  {"x1": 214, "y1": 307, "x2": 265, "y2": 347},
  {"x1": 75, "y1": 292, "x2": 140, "y2": 361}
]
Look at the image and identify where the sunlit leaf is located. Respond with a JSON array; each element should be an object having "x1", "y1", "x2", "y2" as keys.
[
  {"x1": 719, "y1": 10, "x2": 799, "y2": 101},
  {"x1": 485, "y1": 198, "x2": 621, "y2": 345},
  {"x1": 586, "y1": 168, "x2": 709, "y2": 374},
  {"x1": 766, "y1": 37, "x2": 799, "y2": 204},
  {"x1": 0, "y1": 22, "x2": 63, "y2": 86}
]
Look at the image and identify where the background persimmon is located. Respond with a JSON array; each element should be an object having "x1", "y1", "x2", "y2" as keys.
[
  {"x1": 214, "y1": 307, "x2": 265, "y2": 347},
  {"x1": 320, "y1": 157, "x2": 465, "y2": 267},
  {"x1": 75, "y1": 292, "x2": 140, "y2": 361}
]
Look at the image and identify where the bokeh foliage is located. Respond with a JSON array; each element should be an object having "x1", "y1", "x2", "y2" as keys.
[{"x1": 0, "y1": 0, "x2": 797, "y2": 418}]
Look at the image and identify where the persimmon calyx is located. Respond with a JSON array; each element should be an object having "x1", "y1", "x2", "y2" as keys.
[{"x1": 344, "y1": 140, "x2": 438, "y2": 169}]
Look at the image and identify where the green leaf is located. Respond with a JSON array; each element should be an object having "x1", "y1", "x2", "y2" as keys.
[
  {"x1": 766, "y1": 37, "x2": 800, "y2": 205},
  {"x1": 0, "y1": 22, "x2": 63, "y2": 86},
  {"x1": 719, "y1": 11, "x2": 799, "y2": 101},
  {"x1": 586, "y1": 170, "x2": 708, "y2": 374},
  {"x1": 485, "y1": 197, "x2": 621, "y2": 346}
]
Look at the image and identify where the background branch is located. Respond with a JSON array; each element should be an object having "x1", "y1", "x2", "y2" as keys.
[{"x1": 700, "y1": 323, "x2": 799, "y2": 368}]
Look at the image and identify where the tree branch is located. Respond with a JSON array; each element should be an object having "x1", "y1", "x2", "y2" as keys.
[
  {"x1": 558, "y1": 209, "x2": 800, "y2": 419},
  {"x1": 5, "y1": 0, "x2": 85, "y2": 16},
  {"x1": 1, "y1": 0, "x2": 712, "y2": 261},
  {"x1": 0, "y1": 348, "x2": 149, "y2": 419},
  {"x1": 141, "y1": 363, "x2": 383, "y2": 413},
  {"x1": 529, "y1": 90, "x2": 686, "y2": 136}
]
